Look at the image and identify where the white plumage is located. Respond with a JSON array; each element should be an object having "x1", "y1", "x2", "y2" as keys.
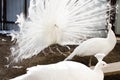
[
  {"x1": 11, "y1": 0, "x2": 108, "y2": 62},
  {"x1": 10, "y1": 54, "x2": 107, "y2": 80},
  {"x1": 64, "y1": 22, "x2": 116, "y2": 61}
]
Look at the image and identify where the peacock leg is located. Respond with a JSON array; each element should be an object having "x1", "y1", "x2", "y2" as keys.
[
  {"x1": 64, "y1": 52, "x2": 75, "y2": 61},
  {"x1": 41, "y1": 50, "x2": 48, "y2": 56},
  {"x1": 48, "y1": 46, "x2": 56, "y2": 54},
  {"x1": 89, "y1": 56, "x2": 92, "y2": 67},
  {"x1": 56, "y1": 48, "x2": 67, "y2": 56}
]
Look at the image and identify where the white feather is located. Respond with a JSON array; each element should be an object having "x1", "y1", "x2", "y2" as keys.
[{"x1": 11, "y1": 0, "x2": 108, "y2": 62}]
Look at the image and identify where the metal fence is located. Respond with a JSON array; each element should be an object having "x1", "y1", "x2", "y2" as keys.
[
  {"x1": 0, "y1": 0, "x2": 120, "y2": 35},
  {"x1": 0, "y1": 0, "x2": 30, "y2": 30}
]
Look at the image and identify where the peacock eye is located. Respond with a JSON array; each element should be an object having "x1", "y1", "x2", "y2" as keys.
[{"x1": 103, "y1": 63, "x2": 106, "y2": 66}]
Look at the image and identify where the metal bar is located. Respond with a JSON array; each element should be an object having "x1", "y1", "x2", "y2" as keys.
[
  {"x1": 3, "y1": 0, "x2": 7, "y2": 30},
  {"x1": 0, "y1": 0, "x2": 1, "y2": 22},
  {"x1": 1, "y1": 0, "x2": 4, "y2": 30},
  {"x1": 24, "y1": 0, "x2": 28, "y2": 18},
  {"x1": 1, "y1": 0, "x2": 7, "y2": 30},
  {"x1": 0, "y1": 21, "x2": 15, "y2": 24}
]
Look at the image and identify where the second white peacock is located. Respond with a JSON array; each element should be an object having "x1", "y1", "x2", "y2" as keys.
[
  {"x1": 64, "y1": 22, "x2": 117, "y2": 61},
  {"x1": 10, "y1": 54, "x2": 107, "y2": 80}
]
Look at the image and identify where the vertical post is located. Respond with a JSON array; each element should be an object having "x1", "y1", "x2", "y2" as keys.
[
  {"x1": 0, "y1": 1, "x2": 1, "y2": 22},
  {"x1": 1, "y1": 0, "x2": 4, "y2": 30},
  {"x1": 110, "y1": 0, "x2": 117, "y2": 32},
  {"x1": 24, "y1": 0, "x2": 27, "y2": 18},
  {"x1": 3, "y1": 0, "x2": 7, "y2": 30},
  {"x1": 1, "y1": 0, "x2": 7, "y2": 30}
]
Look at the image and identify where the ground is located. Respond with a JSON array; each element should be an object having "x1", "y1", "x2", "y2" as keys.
[{"x1": 0, "y1": 34, "x2": 120, "y2": 80}]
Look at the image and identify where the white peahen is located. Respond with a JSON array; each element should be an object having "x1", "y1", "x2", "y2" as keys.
[
  {"x1": 11, "y1": 0, "x2": 109, "y2": 62},
  {"x1": 10, "y1": 54, "x2": 107, "y2": 80},
  {"x1": 64, "y1": 21, "x2": 116, "y2": 61}
]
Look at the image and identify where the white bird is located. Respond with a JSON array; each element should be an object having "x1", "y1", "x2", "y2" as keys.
[
  {"x1": 11, "y1": 0, "x2": 109, "y2": 62},
  {"x1": 10, "y1": 54, "x2": 107, "y2": 80},
  {"x1": 64, "y1": 22, "x2": 117, "y2": 61}
]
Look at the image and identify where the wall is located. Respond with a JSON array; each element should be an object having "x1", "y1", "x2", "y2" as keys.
[
  {"x1": 6, "y1": 0, "x2": 24, "y2": 30},
  {"x1": 0, "y1": 0, "x2": 30, "y2": 30},
  {"x1": 115, "y1": 0, "x2": 120, "y2": 35}
]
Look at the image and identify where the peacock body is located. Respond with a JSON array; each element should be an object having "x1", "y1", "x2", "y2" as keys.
[
  {"x1": 10, "y1": 54, "x2": 106, "y2": 80},
  {"x1": 64, "y1": 23, "x2": 116, "y2": 60}
]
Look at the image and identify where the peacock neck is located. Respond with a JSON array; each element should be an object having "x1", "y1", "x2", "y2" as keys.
[
  {"x1": 93, "y1": 62, "x2": 103, "y2": 76},
  {"x1": 93, "y1": 65, "x2": 104, "y2": 80},
  {"x1": 94, "y1": 63, "x2": 102, "y2": 71},
  {"x1": 106, "y1": 28, "x2": 116, "y2": 45}
]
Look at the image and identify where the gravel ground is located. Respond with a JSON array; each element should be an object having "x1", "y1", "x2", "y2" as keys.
[{"x1": 0, "y1": 34, "x2": 120, "y2": 80}]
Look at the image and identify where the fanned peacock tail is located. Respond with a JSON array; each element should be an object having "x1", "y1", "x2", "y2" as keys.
[{"x1": 11, "y1": 0, "x2": 109, "y2": 62}]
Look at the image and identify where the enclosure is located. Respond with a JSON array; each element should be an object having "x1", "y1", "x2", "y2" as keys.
[{"x1": 0, "y1": 0, "x2": 120, "y2": 80}]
